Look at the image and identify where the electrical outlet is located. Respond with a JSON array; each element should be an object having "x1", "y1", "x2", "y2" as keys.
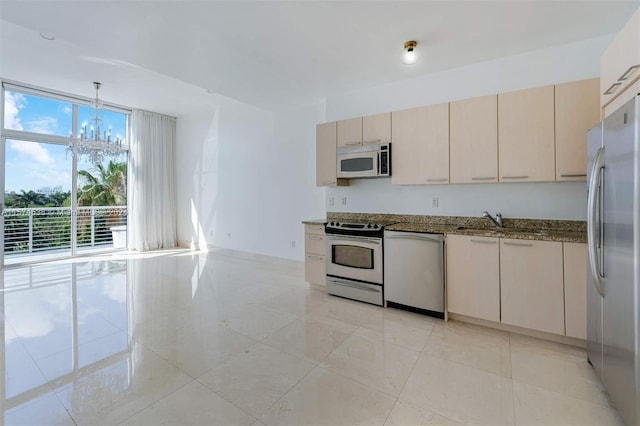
[
  {"x1": 329, "y1": 197, "x2": 334, "y2": 206},
  {"x1": 342, "y1": 197, "x2": 347, "y2": 206},
  {"x1": 432, "y1": 197, "x2": 439, "y2": 208},
  {"x1": 291, "y1": 240, "x2": 296, "y2": 248}
]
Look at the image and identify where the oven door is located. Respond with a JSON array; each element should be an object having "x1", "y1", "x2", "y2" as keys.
[
  {"x1": 326, "y1": 234, "x2": 383, "y2": 284},
  {"x1": 336, "y1": 151, "x2": 378, "y2": 178}
]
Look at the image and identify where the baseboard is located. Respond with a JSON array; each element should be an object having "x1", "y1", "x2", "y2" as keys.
[{"x1": 448, "y1": 313, "x2": 587, "y2": 348}]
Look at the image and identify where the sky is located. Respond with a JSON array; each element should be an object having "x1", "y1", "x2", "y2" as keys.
[{"x1": 4, "y1": 91, "x2": 127, "y2": 194}]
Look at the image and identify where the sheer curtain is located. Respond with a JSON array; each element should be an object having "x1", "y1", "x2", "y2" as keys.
[{"x1": 128, "y1": 109, "x2": 177, "y2": 251}]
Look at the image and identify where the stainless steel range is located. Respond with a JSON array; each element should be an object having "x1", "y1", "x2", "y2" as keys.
[{"x1": 325, "y1": 220, "x2": 386, "y2": 306}]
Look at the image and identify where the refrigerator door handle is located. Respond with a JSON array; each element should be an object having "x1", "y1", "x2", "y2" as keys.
[{"x1": 587, "y1": 147, "x2": 605, "y2": 298}]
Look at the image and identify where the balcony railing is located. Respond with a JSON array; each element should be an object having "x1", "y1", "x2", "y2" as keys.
[{"x1": 3, "y1": 206, "x2": 127, "y2": 255}]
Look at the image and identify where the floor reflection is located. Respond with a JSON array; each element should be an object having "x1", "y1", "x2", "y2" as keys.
[{"x1": 2, "y1": 259, "x2": 131, "y2": 421}]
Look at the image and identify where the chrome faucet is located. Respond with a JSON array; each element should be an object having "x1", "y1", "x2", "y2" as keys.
[{"x1": 482, "y1": 211, "x2": 503, "y2": 228}]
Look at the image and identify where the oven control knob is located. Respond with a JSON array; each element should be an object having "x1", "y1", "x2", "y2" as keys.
[
  {"x1": 330, "y1": 222, "x2": 334, "y2": 226},
  {"x1": 335, "y1": 222, "x2": 340, "y2": 227},
  {"x1": 367, "y1": 224, "x2": 372, "y2": 228},
  {"x1": 373, "y1": 224, "x2": 379, "y2": 229}
]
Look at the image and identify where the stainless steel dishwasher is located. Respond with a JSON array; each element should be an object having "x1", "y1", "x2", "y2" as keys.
[{"x1": 384, "y1": 231, "x2": 445, "y2": 319}]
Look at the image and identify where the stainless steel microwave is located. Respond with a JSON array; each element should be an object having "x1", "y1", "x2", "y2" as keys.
[{"x1": 336, "y1": 143, "x2": 391, "y2": 179}]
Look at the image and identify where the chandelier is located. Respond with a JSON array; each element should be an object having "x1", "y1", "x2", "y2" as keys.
[{"x1": 68, "y1": 82, "x2": 125, "y2": 164}]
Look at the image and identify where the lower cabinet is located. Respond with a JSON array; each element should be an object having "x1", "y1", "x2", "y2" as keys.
[
  {"x1": 304, "y1": 224, "x2": 326, "y2": 286},
  {"x1": 446, "y1": 234, "x2": 500, "y2": 322},
  {"x1": 564, "y1": 242, "x2": 587, "y2": 339},
  {"x1": 446, "y1": 235, "x2": 586, "y2": 339},
  {"x1": 500, "y1": 239, "x2": 565, "y2": 335}
]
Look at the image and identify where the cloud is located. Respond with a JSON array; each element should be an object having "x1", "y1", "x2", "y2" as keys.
[
  {"x1": 24, "y1": 116, "x2": 59, "y2": 134},
  {"x1": 4, "y1": 91, "x2": 25, "y2": 130},
  {"x1": 9, "y1": 140, "x2": 54, "y2": 165},
  {"x1": 62, "y1": 105, "x2": 72, "y2": 115}
]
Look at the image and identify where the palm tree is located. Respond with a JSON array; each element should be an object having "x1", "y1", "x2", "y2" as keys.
[
  {"x1": 13, "y1": 190, "x2": 47, "y2": 208},
  {"x1": 77, "y1": 161, "x2": 127, "y2": 207},
  {"x1": 77, "y1": 161, "x2": 127, "y2": 235}
]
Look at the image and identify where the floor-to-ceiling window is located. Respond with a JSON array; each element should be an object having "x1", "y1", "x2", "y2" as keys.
[{"x1": 1, "y1": 82, "x2": 130, "y2": 267}]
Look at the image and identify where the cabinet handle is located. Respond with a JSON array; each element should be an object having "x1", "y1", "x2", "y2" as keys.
[
  {"x1": 345, "y1": 141, "x2": 361, "y2": 146},
  {"x1": 363, "y1": 139, "x2": 382, "y2": 144},
  {"x1": 471, "y1": 177, "x2": 496, "y2": 181},
  {"x1": 619, "y1": 64, "x2": 640, "y2": 81},
  {"x1": 502, "y1": 175, "x2": 529, "y2": 180},
  {"x1": 560, "y1": 173, "x2": 587, "y2": 178},
  {"x1": 470, "y1": 239, "x2": 497, "y2": 244},
  {"x1": 322, "y1": 180, "x2": 337, "y2": 186},
  {"x1": 307, "y1": 255, "x2": 324, "y2": 261},
  {"x1": 604, "y1": 82, "x2": 621, "y2": 95},
  {"x1": 308, "y1": 236, "x2": 323, "y2": 240},
  {"x1": 426, "y1": 178, "x2": 448, "y2": 182},
  {"x1": 503, "y1": 241, "x2": 533, "y2": 247}
]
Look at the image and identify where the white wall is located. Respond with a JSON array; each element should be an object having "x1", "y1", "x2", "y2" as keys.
[
  {"x1": 176, "y1": 98, "x2": 326, "y2": 260},
  {"x1": 325, "y1": 35, "x2": 612, "y2": 220}
]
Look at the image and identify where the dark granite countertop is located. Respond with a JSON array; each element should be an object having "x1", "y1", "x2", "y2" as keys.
[
  {"x1": 323, "y1": 212, "x2": 587, "y2": 244},
  {"x1": 302, "y1": 219, "x2": 326, "y2": 225}
]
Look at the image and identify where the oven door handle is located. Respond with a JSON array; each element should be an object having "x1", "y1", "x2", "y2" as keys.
[
  {"x1": 328, "y1": 278, "x2": 381, "y2": 293},
  {"x1": 326, "y1": 235, "x2": 381, "y2": 244}
]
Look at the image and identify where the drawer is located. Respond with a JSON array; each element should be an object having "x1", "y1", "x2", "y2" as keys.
[
  {"x1": 305, "y1": 233, "x2": 325, "y2": 255},
  {"x1": 305, "y1": 254, "x2": 326, "y2": 285},
  {"x1": 305, "y1": 224, "x2": 325, "y2": 235}
]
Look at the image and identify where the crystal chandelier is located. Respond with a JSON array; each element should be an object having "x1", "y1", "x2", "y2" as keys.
[{"x1": 68, "y1": 82, "x2": 125, "y2": 164}]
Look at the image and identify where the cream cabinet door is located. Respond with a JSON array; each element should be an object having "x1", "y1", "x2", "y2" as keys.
[
  {"x1": 391, "y1": 103, "x2": 449, "y2": 185},
  {"x1": 564, "y1": 242, "x2": 587, "y2": 340},
  {"x1": 600, "y1": 8, "x2": 639, "y2": 111},
  {"x1": 363, "y1": 112, "x2": 391, "y2": 145},
  {"x1": 450, "y1": 95, "x2": 498, "y2": 184},
  {"x1": 337, "y1": 117, "x2": 363, "y2": 148},
  {"x1": 555, "y1": 78, "x2": 600, "y2": 181},
  {"x1": 305, "y1": 224, "x2": 326, "y2": 286},
  {"x1": 446, "y1": 234, "x2": 500, "y2": 322},
  {"x1": 316, "y1": 122, "x2": 338, "y2": 187},
  {"x1": 500, "y1": 239, "x2": 564, "y2": 335},
  {"x1": 498, "y1": 85, "x2": 555, "y2": 182}
]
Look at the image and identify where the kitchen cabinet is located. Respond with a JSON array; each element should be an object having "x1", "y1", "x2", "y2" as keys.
[
  {"x1": 449, "y1": 95, "x2": 498, "y2": 184},
  {"x1": 500, "y1": 239, "x2": 564, "y2": 335},
  {"x1": 362, "y1": 112, "x2": 391, "y2": 145},
  {"x1": 600, "y1": 8, "x2": 639, "y2": 116},
  {"x1": 304, "y1": 224, "x2": 326, "y2": 287},
  {"x1": 555, "y1": 78, "x2": 600, "y2": 181},
  {"x1": 337, "y1": 117, "x2": 363, "y2": 148},
  {"x1": 391, "y1": 103, "x2": 449, "y2": 185},
  {"x1": 498, "y1": 85, "x2": 555, "y2": 182},
  {"x1": 446, "y1": 234, "x2": 500, "y2": 322},
  {"x1": 564, "y1": 242, "x2": 587, "y2": 340},
  {"x1": 316, "y1": 122, "x2": 348, "y2": 187}
]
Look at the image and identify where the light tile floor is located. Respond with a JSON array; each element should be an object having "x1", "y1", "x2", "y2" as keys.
[{"x1": 1, "y1": 248, "x2": 624, "y2": 425}]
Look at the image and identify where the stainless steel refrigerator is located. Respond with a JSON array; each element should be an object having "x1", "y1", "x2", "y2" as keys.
[{"x1": 587, "y1": 94, "x2": 639, "y2": 426}]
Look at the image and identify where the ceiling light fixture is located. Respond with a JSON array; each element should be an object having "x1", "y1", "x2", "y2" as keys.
[
  {"x1": 403, "y1": 40, "x2": 418, "y2": 65},
  {"x1": 39, "y1": 33, "x2": 55, "y2": 41},
  {"x1": 68, "y1": 82, "x2": 126, "y2": 164}
]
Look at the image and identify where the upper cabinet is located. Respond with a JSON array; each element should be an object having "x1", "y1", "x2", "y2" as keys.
[
  {"x1": 316, "y1": 122, "x2": 348, "y2": 187},
  {"x1": 498, "y1": 85, "x2": 555, "y2": 182},
  {"x1": 337, "y1": 117, "x2": 362, "y2": 148},
  {"x1": 555, "y1": 78, "x2": 600, "y2": 181},
  {"x1": 450, "y1": 95, "x2": 498, "y2": 184},
  {"x1": 600, "y1": 8, "x2": 640, "y2": 117},
  {"x1": 391, "y1": 103, "x2": 449, "y2": 185},
  {"x1": 362, "y1": 112, "x2": 391, "y2": 145}
]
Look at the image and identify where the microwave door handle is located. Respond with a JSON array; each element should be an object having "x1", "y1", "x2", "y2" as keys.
[{"x1": 375, "y1": 152, "x2": 380, "y2": 175}]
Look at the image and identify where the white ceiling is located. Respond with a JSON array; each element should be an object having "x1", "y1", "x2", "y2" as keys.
[{"x1": 0, "y1": 1, "x2": 638, "y2": 116}]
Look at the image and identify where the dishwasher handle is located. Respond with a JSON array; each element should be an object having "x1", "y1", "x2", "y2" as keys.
[{"x1": 385, "y1": 233, "x2": 443, "y2": 244}]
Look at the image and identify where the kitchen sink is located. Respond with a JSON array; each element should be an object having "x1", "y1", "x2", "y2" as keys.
[{"x1": 455, "y1": 226, "x2": 548, "y2": 236}]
